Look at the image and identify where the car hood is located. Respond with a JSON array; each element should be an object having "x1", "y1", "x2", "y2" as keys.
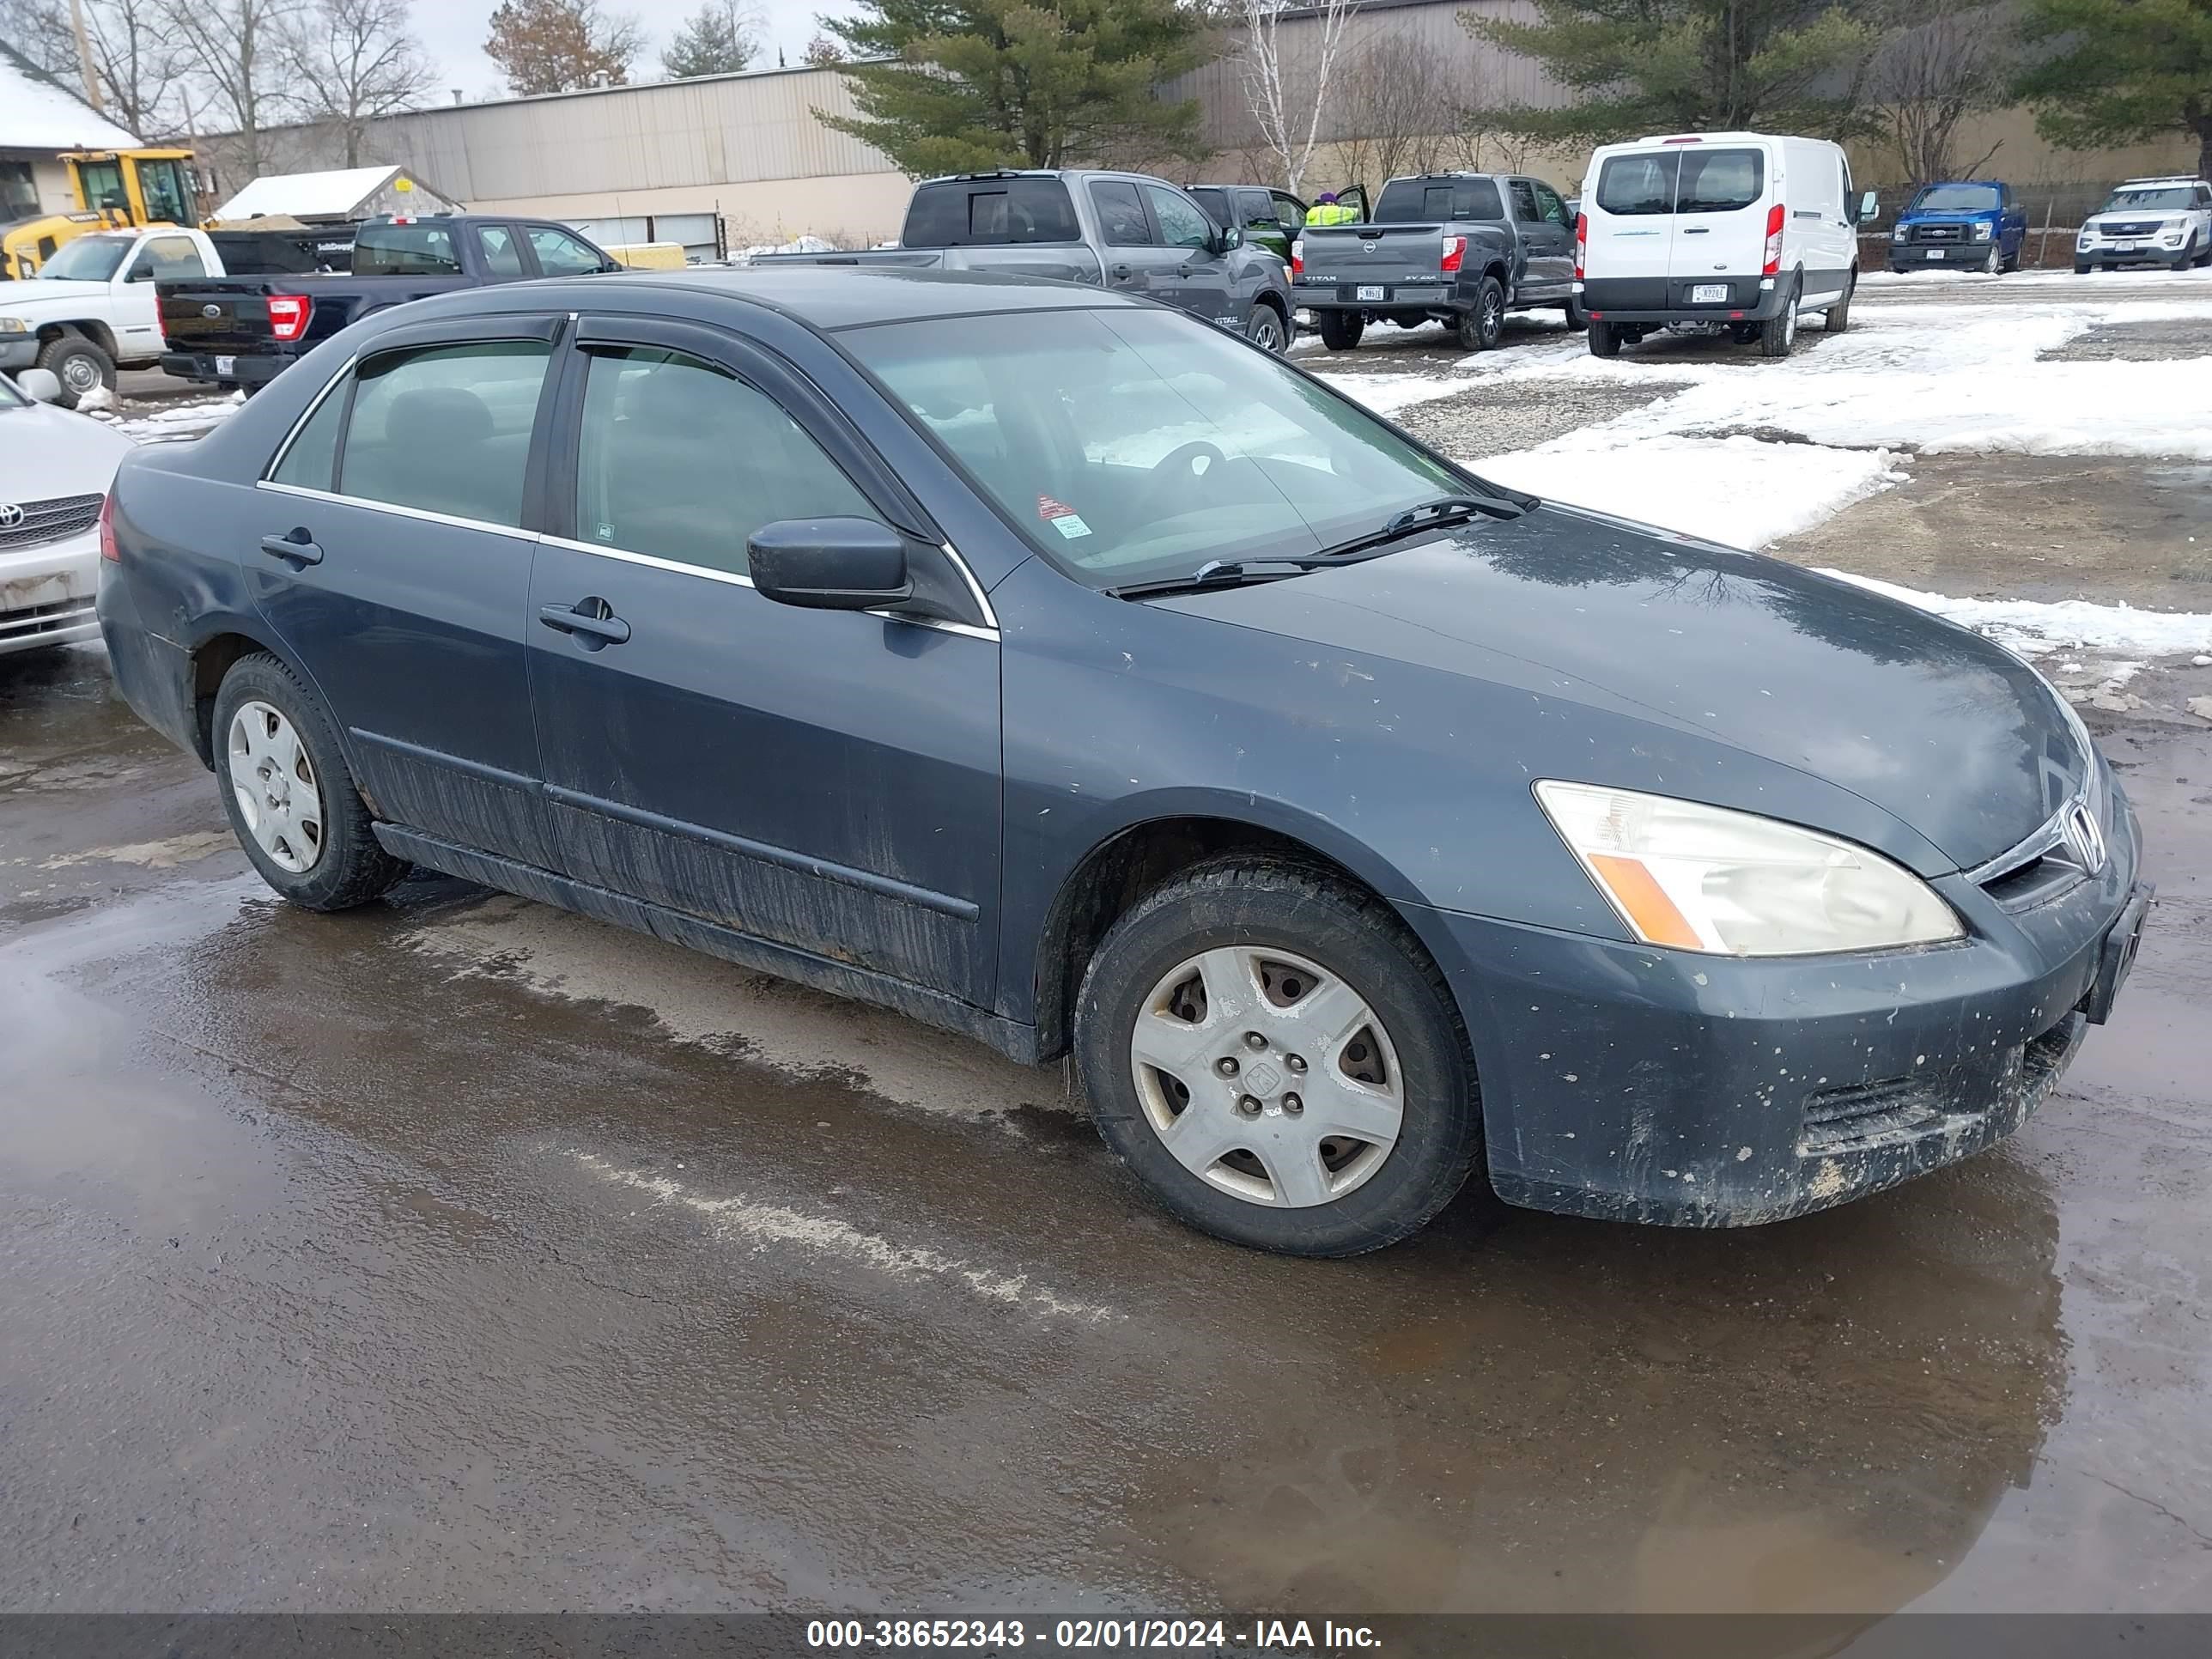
[
  {"x1": 1898, "y1": 210, "x2": 1998, "y2": 227},
  {"x1": 1153, "y1": 506, "x2": 2082, "y2": 869},
  {"x1": 0, "y1": 279, "x2": 112, "y2": 312},
  {"x1": 0, "y1": 400, "x2": 133, "y2": 497}
]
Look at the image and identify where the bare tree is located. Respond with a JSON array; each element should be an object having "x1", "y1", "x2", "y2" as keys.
[
  {"x1": 282, "y1": 0, "x2": 436, "y2": 167},
  {"x1": 1869, "y1": 0, "x2": 2017, "y2": 185},
  {"x1": 484, "y1": 0, "x2": 642, "y2": 94},
  {"x1": 83, "y1": 0, "x2": 190, "y2": 138},
  {"x1": 163, "y1": 0, "x2": 299, "y2": 177},
  {"x1": 1237, "y1": 0, "x2": 1358, "y2": 195},
  {"x1": 0, "y1": 0, "x2": 82, "y2": 82},
  {"x1": 1334, "y1": 33, "x2": 1455, "y2": 194}
]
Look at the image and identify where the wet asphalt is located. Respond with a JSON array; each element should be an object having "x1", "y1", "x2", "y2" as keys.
[{"x1": 4, "y1": 629, "x2": 2212, "y2": 1616}]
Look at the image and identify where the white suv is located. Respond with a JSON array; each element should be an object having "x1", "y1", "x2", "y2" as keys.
[{"x1": 2075, "y1": 177, "x2": 2212, "y2": 272}]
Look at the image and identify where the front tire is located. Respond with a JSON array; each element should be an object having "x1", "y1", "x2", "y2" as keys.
[
  {"x1": 1243, "y1": 301, "x2": 1288, "y2": 354},
  {"x1": 36, "y1": 333, "x2": 115, "y2": 408},
  {"x1": 212, "y1": 653, "x2": 407, "y2": 911},
  {"x1": 1316, "y1": 311, "x2": 1364, "y2": 352},
  {"x1": 1981, "y1": 245, "x2": 2002, "y2": 275},
  {"x1": 1075, "y1": 858, "x2": 1482, "y2": 1256},
  {"x1": 1455, "y1": 276, "x2": 1506, "y2": 351},
  {"x1": 1823, "y1": 270, "x2": 1855, "y2": 334}
]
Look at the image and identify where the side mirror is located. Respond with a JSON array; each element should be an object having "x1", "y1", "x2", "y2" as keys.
[
  {"x1": 15, "y1": 368, "x2": 63, "y2": 404},
  {"x1": 1857, "y1": 190, "x2": 1881, "y2": 224},
  {"x1": 749, "y1": 518, "x2": 912, "y2": 611},
  {"x1": 1217, "y1": 223, "x2": 1242, "y2": 252},
  {"x1": 126, "y1": 264, "x2": 155, "y2": 282}
]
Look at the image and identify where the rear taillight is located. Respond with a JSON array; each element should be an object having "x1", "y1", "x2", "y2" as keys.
[
  {"x1": 1290, "y1": 235, "x2": 1304, "y2": 276},
  {"x1": 1763, "y1": 204, "x2": 1786, "y2": 275},
  {"x1": 1439, "y1": 235, "x2": 1466, "y2": 273},
  {"x1": 98, "y1": 491, "x2": 119, "y2": 563},
  {"x1": 1574, "y1": 211, "x2": 1587, "y2": 280},
  {"x1": 267, "y1": 294, "x2": 312, "y2": 343}
]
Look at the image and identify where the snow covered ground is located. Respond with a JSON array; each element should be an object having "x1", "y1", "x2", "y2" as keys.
[{"x1": 1313, "y1": 288, "x2": 2212, "y2": 696}]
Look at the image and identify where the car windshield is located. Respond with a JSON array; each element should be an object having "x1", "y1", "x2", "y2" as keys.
[
  {"x1": 0, "y1": 374, "x2": 27, "y2": 410},
  {"x1": 36, "y1": 234, "x2": 133, "y2": 281},
  {"x1": 2104, "y1": 186, "x2": 2194, "y2": 211},
  {"x1": 1909, "y1": 184, "x2": 2000, "y2": 212},
  {"x1": 842, "y1": 307, "x2": 1471, "y2": 590}
]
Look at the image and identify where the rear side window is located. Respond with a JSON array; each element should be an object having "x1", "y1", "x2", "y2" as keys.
[
  {"x1": 477, "y1": 226, "x2": 524, "y2": 276},
  {"x1": 902, "y1": 179, "x2": 1080, "y2": 246},
  {"x1": 1089, "y1": 181, "x2": 1151, "y2": 247},
  {"x1": 1234, "y1": 188, "x2": 1274, "y2": 228},
  {"x1": 337, "y1": 341, "x2": 550, "y2": 526},
  {"x1": 1678, "y1": 149, "x2": 1763, "y2": 213},
  {"x1": 574, "y1": 346, "x2": 874, "y2": 578},
  {"x1": 352, "y1": 225, "x2": 461, "y2": 276},
  {"x1": 1186, "y1": 186, "x2": 1229, "y2": 225},
  {"x1": 269, "y1": 377, "x2": 348, "y2": 489}
]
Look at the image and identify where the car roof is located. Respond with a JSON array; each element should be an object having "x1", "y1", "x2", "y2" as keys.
[{"x1": 441, "y1": 264, "x2": 1152, "y2": 332}]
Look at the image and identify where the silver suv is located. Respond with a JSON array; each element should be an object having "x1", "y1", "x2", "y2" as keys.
[{"x1": 2075, "y1": 176, "x2": 2212, "y2": 271}]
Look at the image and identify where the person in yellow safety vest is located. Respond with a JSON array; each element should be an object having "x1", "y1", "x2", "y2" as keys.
[{"x1": 1306, "y1": 191, "x2": 1358, "y2": 227}]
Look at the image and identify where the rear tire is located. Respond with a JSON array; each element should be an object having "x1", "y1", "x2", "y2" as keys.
[
  {"x1": 1587, "y1": 319, "x2": 1621, "y2": 358},
  {"x1": 35, "y1": 333, "x2": 115, "y2": 409},
  {"x1": 1243, "y1": 301, "x2": 1287, "y2": 354},
  {"x1": 1455, "y1": 276, "x2": 1506, "y2": 351},
  {"x1": 1759, "y1": 282, "x2": 1800, "y2": 358},
  {"x1": 1074, "y1": 857, "x2": 1482, "y2": 1256},
  {"x1": 1316, "y1": 311, "x2": 1364, "y2": 352},
  {"x1": 1561, "y1": 293, "x2": 1589, "y2": 332},
  {"x1": 212, "y1": 653, "x2": 407, "y2": 912}
]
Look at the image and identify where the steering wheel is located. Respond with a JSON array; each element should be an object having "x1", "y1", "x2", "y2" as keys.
[{"x1": 1138, "y1": 440, "x2": 1229, "y2": 517}]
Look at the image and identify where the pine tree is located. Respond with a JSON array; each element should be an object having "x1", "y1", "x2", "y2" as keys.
[
  {"x1": 817, "y1": 0, "x2": 1211, "y2": 176},
  {"x1": 661, "y1": 0, "x2": 759, "y2": 80},
  {"x1": 2015, "y1": 0, "x2": 2212, "y2": 181}
]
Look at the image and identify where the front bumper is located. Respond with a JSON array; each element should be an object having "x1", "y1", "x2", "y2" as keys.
[
  {"x1": 2075, "y1": 241, "x2": 2191, "y2": 268},
  {"x1": 0, "y1": 334, "x2": 37, "y2": 373},
  {"x1": 1405, "y1": 791, "x2": 2146, "y2": 1227},
  {"x1": 1, "y1": 526, "x2": 101, "y2": 655},
  {"x1": 160, "y1": 349, "x2": 286, "y2": 388},
  {"x1": 1577, "y1": 275, "x2": 1790, "y2": 325},
  {"x1": 1890, "y1": 240, "x2": 1996, "y2": 269}
]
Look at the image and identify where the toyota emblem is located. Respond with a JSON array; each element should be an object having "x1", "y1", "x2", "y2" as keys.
[
  {"x1": 2062, "y1": 801, "x2": 2106, "y2": 873},
  {"x1": 0, "y1": 503, "x2": 23, "y2": 530},
  {"x1": 201, "y1": 303, "x2": 222, "y2": 318}
]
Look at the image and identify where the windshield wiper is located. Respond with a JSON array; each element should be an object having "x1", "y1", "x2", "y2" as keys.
[
  {"x1": 1311, "y1": 493, "x2": 1531, "y2": 562},
  {"x1": 1107, "y1": 557, "x2": 1340, "y2": 599}
]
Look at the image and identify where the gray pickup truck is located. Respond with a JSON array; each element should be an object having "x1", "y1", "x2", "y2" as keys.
[
  {"x1": 1294, "y1": 172, "x2": 1583, "y2": 351},
  {"x1": 755, "y1": 169, "x2": 1297, "y2": 351}
]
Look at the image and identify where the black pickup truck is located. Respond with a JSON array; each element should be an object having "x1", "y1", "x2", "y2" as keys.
[{"x1": 158, "y1": 215, "x2": 620, "y2": 392}]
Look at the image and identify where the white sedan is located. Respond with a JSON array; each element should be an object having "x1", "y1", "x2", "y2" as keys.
[{"x1": 1, "y1": 368, "x2": 134, "y2": 657}]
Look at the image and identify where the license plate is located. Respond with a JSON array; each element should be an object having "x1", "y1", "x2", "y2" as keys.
[
  {"x1": 1926, "y1": 249, "x2": 1944, "y2": 259},
  {"x1": 1690, "y1": 283, "x2": 1728, "y2": 302},
  {"x1": 1356, "y1": 285, "x2": 1384, "y2": 301},
  {"x1": 2115, "y1": 241, "x2": 2137, "y2": 252},
  {"x1": 215, "y1": 355, "x2": 235, "y2": 375}
]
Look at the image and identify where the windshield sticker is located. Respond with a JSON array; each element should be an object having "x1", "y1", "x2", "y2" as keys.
[{"x1": 1038, "y1": 495, "x2": 1092, "y2": 538}]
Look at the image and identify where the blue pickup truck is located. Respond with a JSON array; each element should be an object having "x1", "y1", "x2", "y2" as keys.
[{"x1": 1889, "y1": 181, "x2": 2028, "y2": 273}]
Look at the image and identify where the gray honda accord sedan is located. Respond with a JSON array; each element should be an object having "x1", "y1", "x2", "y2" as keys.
[{"x1": 95, "y1": 267, "x2": 2151, "y2": 1255}]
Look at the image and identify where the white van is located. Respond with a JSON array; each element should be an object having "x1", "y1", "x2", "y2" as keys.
[{"x1": 1575, "y1": 132, "x2": 1877, "y2": 360}]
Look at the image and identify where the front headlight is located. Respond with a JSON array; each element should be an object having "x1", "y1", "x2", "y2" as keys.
[
  {"x1": 1534, "y1": 781, "x2": 1964, "y2": 957},
  {"x1": 0, "y1": 317, "x2": 28, "y2": 335},
  {"x1": 1972, "y1": 222, "x2": 1993, "y2": 240}
]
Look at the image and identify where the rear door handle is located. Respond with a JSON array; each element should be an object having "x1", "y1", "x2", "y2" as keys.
[
  {"x1": 538, "y1": 600, "x2": 631, "y2": 645},
  {"x1": 1682, "y1": 226, "x2": 1711, "y2": 235},
  {"x1": 259, "y1": 530, "x2": 322, "y2": 565}
]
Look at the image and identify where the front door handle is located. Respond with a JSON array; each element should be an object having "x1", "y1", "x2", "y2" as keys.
[
  {"x1": 259, "y1": 529, "x2": 322, "y2": 565},
  {"x1": 1110, "y1": 264, "x2": 1133, "y2": 281},
  {"x1": 538, "y1": 599, "x2": 631, "y2": 646}
]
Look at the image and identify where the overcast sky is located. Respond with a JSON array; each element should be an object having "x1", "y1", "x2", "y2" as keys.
[{"x1": 410, "y1": 0, "x2": 851, "y2": 104}]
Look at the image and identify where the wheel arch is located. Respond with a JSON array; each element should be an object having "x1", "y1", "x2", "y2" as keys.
[
  {"x1": 36, "y1": 319, "x2": 118, "y2": 358},
  {"x1": 185, "y1": 626, "x2": 291, "y2": 768},
  {"x1": 1024, "y1": 806, "x2": 1440, "y2": 1064}
]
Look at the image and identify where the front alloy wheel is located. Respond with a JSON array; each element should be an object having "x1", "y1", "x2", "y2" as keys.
[{"x1": 1130, "y1": 945, "x2": 1403, "y2": 1208}]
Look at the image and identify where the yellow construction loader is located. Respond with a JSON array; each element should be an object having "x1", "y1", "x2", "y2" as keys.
[{"x1": 1, "y1": 148, "x2": 198, "y2": 280}]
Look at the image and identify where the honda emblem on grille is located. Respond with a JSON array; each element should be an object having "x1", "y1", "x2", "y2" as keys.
[
  {"x1": 0, "y1": 503, "x2": 23, "y2": 529},
  {"x1": 202, "y1": 304, "x2": 222, "y2": 318},
  {"x1": 2062, "y1": 801, "x2": 2106, "y2": 872}
]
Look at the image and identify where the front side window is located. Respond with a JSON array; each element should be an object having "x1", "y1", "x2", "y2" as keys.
[
  {"x1": 1090, "y1": 181, "x2": 1151, "y2": 247},
  {"x1": 478, "y1": 226, "x2": 525, "y2": 276},
  {"x1": 337, "y1": 341, "x2": 550, "y2": 526},
  {"x1": 844, "y1": 307, "x2": 1465, "y2": 591},
  {"x1": 1143, "y1": 185, "x2": 1212, "y2": 251},
  {"x1": 1510, "y1": 180, "x2": 1541, "y2": 223},
  {"x1": 77, "y1": 160, "x2": 126, "y2": 212},
  {"x1": 574, "y1": 345, "x2": 874, "y2": 577},
  {"x1": 137, "y1": 160, "x2": 191, "y2": 223},
  {"x1": 1530, "y1": 181, "x2": 1568, "y2": 225},
  {"x1": 528, "y1": 226, "x2": 604, "y2": 275}
]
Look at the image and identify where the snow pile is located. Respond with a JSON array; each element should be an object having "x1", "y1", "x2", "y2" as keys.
[
  {"x1": 1483, "y1": 434, "x2": 1907, "y2": 550},
  {"x1": 1313, "y1": 371, "x2": 1473, "y2": 418},
  {"x1": 99, "y1": 397, "x2": 238, "y2": 445},
  {"x1": 1817, "y1": 570, "x2": 2212, "y2": 666},
  {"x1": 730, "y1": 235, "x2": 840, "y2": 263}
]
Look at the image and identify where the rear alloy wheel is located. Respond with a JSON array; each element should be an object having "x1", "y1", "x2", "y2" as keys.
[
  {"x1": 1076, "y1": 858, "x2": 1481, "y2": 1255},
  {"x1": 35, "y1": 333, "x2": 115, "y2": 408},
  {"x1": 212, "y1": 652, "x2": 406, "y2": 910},
  {"x1": 1317, "y1": 311, "x2": 1364, "y2": 352},
  {"x1": 1456, "y1": 276, "x2": 1506, "y2": 351},
  {"x1": 1243, "y1": 302, "x2": 1287, "y2": 354},
  {"x1": 1759, "y1": 283, "x2": 1799, "y2": 358}
]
